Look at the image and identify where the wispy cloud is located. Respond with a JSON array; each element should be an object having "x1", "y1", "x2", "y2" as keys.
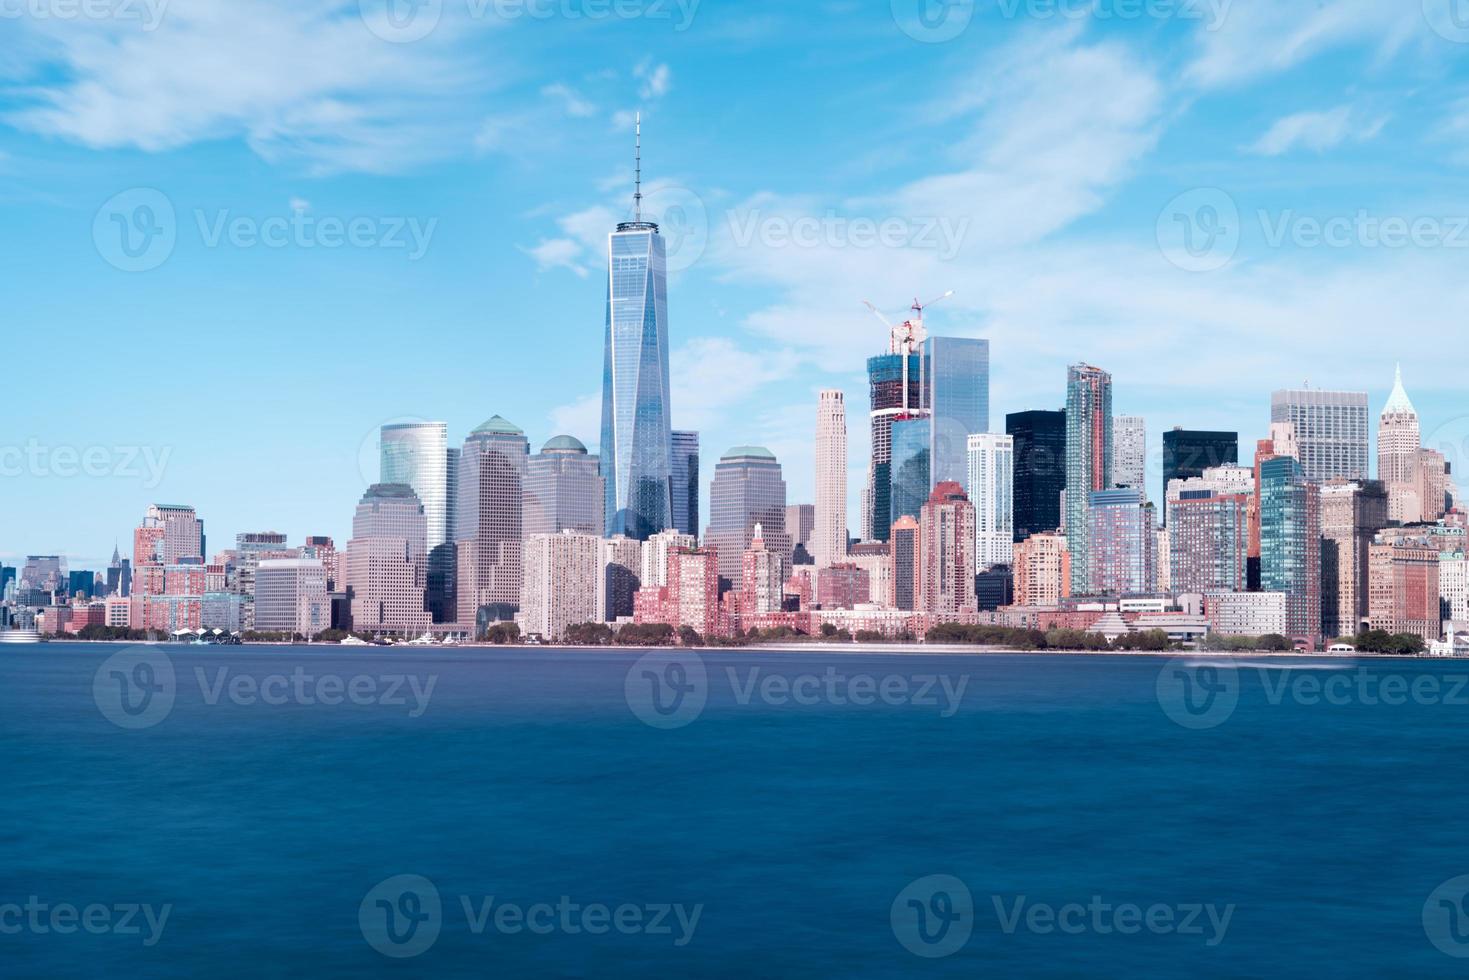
[{"x1": 1247, "y1": 105, "x2": 1388, "y2": 155}]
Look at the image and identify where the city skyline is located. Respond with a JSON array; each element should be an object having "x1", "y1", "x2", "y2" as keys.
[{"x1": 7, "y1": 7, "x2": 1469, "y2": 566}]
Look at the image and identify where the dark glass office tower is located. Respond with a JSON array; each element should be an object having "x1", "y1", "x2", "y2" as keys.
[
  {"x1": 1162, "y1": 428, "x2": 1239, "y2": 510},
  {"x1": 1006, "y1": 409, "x2": 1066, "y2": 542}
]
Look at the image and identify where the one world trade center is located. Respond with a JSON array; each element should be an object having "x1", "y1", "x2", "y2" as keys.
[{"x1": 600, "y1": 115, "x2": 673, "y2": 540}]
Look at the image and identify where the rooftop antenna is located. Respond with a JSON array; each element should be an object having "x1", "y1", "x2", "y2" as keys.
[{"x1": 634, "y1": 111, "x2": 643, "y2": 223}]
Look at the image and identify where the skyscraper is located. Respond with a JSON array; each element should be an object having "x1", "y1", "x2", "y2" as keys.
[
  {"x1": 521, "y1": 531, "x2": 601, "y2": 642},
  {"x1": 524, "y1": 436, "x2": 605, "y2": 538},
  {"x1": 918, "y1": 481, "x2": 977, "y2": 617},
  {"x1": 1320, "y1": 479, "x2": 1388, "y2": 638},
  {"x1": 1112, "y1": 416, "x2": 1146, "y2": 496},
  {"x1": 867, "y1": 347, "x2": 925, "y2": 542},
  {"x1": 1162, "y1": 429, "x2": 1239, "y2": 514},
  {"x1": 1259, "y1": 455, "x2": 1322, "y2": 642},
  {"x1": 890, "y1": 416, "x2": 931, "y2": 526},
  {"x1": 814, "y1": 389, "x2": 848, "y2": 568},
  {"x1": 923, "y1": 336, "x2": 990, "y2": 490},
  {"x1": 1007, "y1": 409, "x2": 1066, "y2": 542},
  {"x1": 705, "y1": 447, "x2": 791, "y2": 584},
  {"x1": 456, "y1": 416, "x2": 529, "y2": 625},
  {"x1": 1065, "y1": 365, "x2": 1113, "y2": 594},
  {"x1": 147, "y1": 504, "x2": 205, "y2": 565},
  {"x1": 670, "y1": 430, "x2": 700, "y2": 538},
  {"x1": 344, "y1": 484, "x2": 430, "y2": 636},
  {"x1": 1086, "y1": 488, "x2": 1157, "y2": 597},
  {"x1": 600, "y1": 117, "x2": 673, "y2": 541},
  {"x1": 1167, "y1": 480, "x2": 1250, "y2": 595},
  {"x1": 966, "y1": 433, "x2": 1014, "y2": 571},
  {"x1": 1377, "y1": 365, "x2": 1422, "y2": 524},
  {"x1": 598, "y1": 535, "x2": 643, "y2": 623},
  {"x1": 786, "y1": 504, "x2": 816, "y2": 564},
  {"x1": 889, "y1": 516, "x2": 921, "y2": 611},
  {"x1": 380, "y1": 422, "x2": 450, "y2": 550},
  {"x1": 1270, "y1": 388, "x2": 1369, "y2": 485}
]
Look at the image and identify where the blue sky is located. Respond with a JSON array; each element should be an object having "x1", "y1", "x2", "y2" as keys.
[{"x1": 4, "y1": 0, "x2": 1469, "y2": 570}]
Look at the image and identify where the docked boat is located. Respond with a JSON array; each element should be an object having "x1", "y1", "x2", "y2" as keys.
[{"x1": 0, "y1": 629, "x2": 43, "y2": 644}]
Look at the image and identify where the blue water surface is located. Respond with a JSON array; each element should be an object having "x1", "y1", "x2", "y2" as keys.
[{"x1": 3, "y1": 643, "x2": 1468, "y2": 977}]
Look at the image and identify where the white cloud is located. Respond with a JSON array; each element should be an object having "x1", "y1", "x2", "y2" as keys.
[
  {"x1": 5, "y1": 0, "x2": 495, "y2": 173},
  {"x1": 1247, "y1": 105, "x2": 1387, "y2": 155},
  {"x1": 1185, "y1": 0, "x2": 1418, "y2": 89},
  {"x1": 548, "y1": 393, "x2": 601, "y2": 445},
  {"x1": 635, "y1": 61, "x2": 672, "y2": 100},
  {"x1": 541, "y1": 82, "x2": 596, "y2": 118},
  {"x1": 520, "y1": 237, "x2": 589, "y2": 277}
]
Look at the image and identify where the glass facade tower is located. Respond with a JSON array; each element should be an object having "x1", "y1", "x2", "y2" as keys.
[
  {"x1": 380, "y1": 422, "x2": 450, "y2": 551},
  {"x1": 1259, "y1": 455, "x2": 1322, "y2": 641},
  {"x1": 890, "y1": 416, "x2": 931, "y2": 528},
  {"x1": 705, "y1": 447, "x2": 791, "y2": 585},
  {"x1": 1065, "y1": 365, "x2": 1113, "y2": 595},
  {"x1": 1007, "y1": 409, "x2": 1066, "y2": 542},
  {"x1": 670, "y1": 430, "x2": 700, "y2": 538},
  {"x1": 922, "y1": 337, "x2": 990, "y2": 490},
  {"x1": 1162, "y1": 429, "x2": 1239, "y2": 516},
  {"x1": 601, "y1": 221, "x2": 673, "y2": 541}
]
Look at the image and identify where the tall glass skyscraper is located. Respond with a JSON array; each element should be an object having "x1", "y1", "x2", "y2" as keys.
[
  {"x1": 890, "y1": 416, "x2": 931, "y2": 527},
  {"x1": 456, "y1": 417, "x2": 530, "y2": 625},
  {"x1": 380, "y1": 422, "x2": 450, "y2": 551},
  {"x1": 1162, "y1": 428, "x2": 1238, "y2": 515},
  {"x1": 1065, "y1": 365, "x2": 1113, "y2": 595},
  {"x1": 1259, "y1": 455, "x2": 1322, "y2": 641},
  {"x1": 1269, "y1": 388, "x2": 1369, "y2": 485},
  {"x1": 600, "y1": 206, "x2": 673, "y2": 540},
  {"x1": 670, "y1": 430, "x2": 700, "y2": 538},
  {"x1": 922, "y1": 336, "x2": 989, "y2": 489},
  {"x1": 525, "y1": 436, "x2": 605, "y2": 538},
  {"x1": 1007, "y1": 409, "x2": 1066, "y2": 542}
]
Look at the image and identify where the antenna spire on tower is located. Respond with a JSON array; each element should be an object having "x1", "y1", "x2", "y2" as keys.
[{"x1": 634, "y1": 111, "x2": 643, "y2": 223}]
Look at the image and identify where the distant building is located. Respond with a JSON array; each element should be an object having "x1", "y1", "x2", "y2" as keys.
[
  {"x1": 1368, "y1": 531, "x2": 1441, "y2": 643},
  {"x1": 923, "y1": 336, "x2": 990, "y2": 490},
  {"x1": 1113, "y1": 416, "x2": 1147, "y2": 496},
  {"x1": 975, "y1": 565, "x2": 1014, "y2": 611},
  {"x1": 1319, "y1": 480, "x2": 1389, "y2": 638},
  {"x1": 1203, "y1": 592, "x2": 1287, "y2": 637},
  {"x1": 524, "y1": 436, "x2": 605, "y2": 538},
  {"x1": 1168, "y1": 474, "x2": 1251, "y2": 595},
  {"x1": 598, "y1": 535, "x2": 643, "y2": 623},
  {"x1": 966, "y1": 432, "x2": 1014, "y2": 571},
  {"x1": 739, "y1": 525, "x2": 787, "y2": 620},
  {"x1": 671, "y1": 430, "x2": 701, "y2": 538},
  {"x1": 705, "y1": 447, "x2": 791, "y2": 585},
  {"x1": 521, "y1": 531, "x2": 601, "y2": 641},
  {"x1": 1086, "y1": 488, "x2": 1157, "y2": 598},
  {"x1": 254, "y1": 559, "x2": 329, "y2": 637},
  {"x1": 918, "y1": 482, "x2": 977, "y2": 617},
  {"x1": 345, "y1": 484, "x2": 430, "y2": 636},
  {"x1": 457, "y1": 417, "x2": 529, "y2": 625},
  {"x1": 1065, "y1": 365, "x2": 1113, "y2": 594},
  {"x1": 1162, "y1": 429, "x2": 1239, "y2": 515},
  {"x1": 814, "y1": 389, "x2": 848, "y2": 568},
  {"x1": 641, "y1": 530, "x2": 698, "y2": 590},
  {"x1": 1270, "y1": 388, "x2": 1369, "y2": 485},
  {"x1": 1378, "y1": 366, "x2": 1422, "y2": 524},
  {"x1": 1259, "y1": 455, "x2": 1322, "y2": 643},
  {"x1": 816, "y1": 563, "x2": 868, "y2": 611},
  {"x1": 889, "y1": 416, "x2": 931, "y2": 527},
  {"x1": 889, "y1": 516, "x2": 921, "y2": 611},
  {"x1": 1013, "y1": 533, "x2": 1070, "y2": 607},
  {"x1": 1007, "y1": 409, "x2": 1066, "y2": 542},
  {"x1": 786, "y1": 504, "x2": 816, "y2": 565}
]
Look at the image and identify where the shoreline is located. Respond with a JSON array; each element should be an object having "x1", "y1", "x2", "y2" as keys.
[{"x1": 16, "y1": 638, "x2": 1455, "y2": 663}]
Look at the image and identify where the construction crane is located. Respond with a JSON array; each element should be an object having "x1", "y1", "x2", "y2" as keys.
[{"x1": 862, "y1": 290, "x2": 954, "y2": 355}]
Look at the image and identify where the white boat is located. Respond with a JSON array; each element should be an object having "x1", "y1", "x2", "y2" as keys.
[
  {"x1": 0, "y1": 629, "x2": 42, "y2": 644},
  {"x1": 340, "y1": 636, "x2": 370, "y2": 646}
]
